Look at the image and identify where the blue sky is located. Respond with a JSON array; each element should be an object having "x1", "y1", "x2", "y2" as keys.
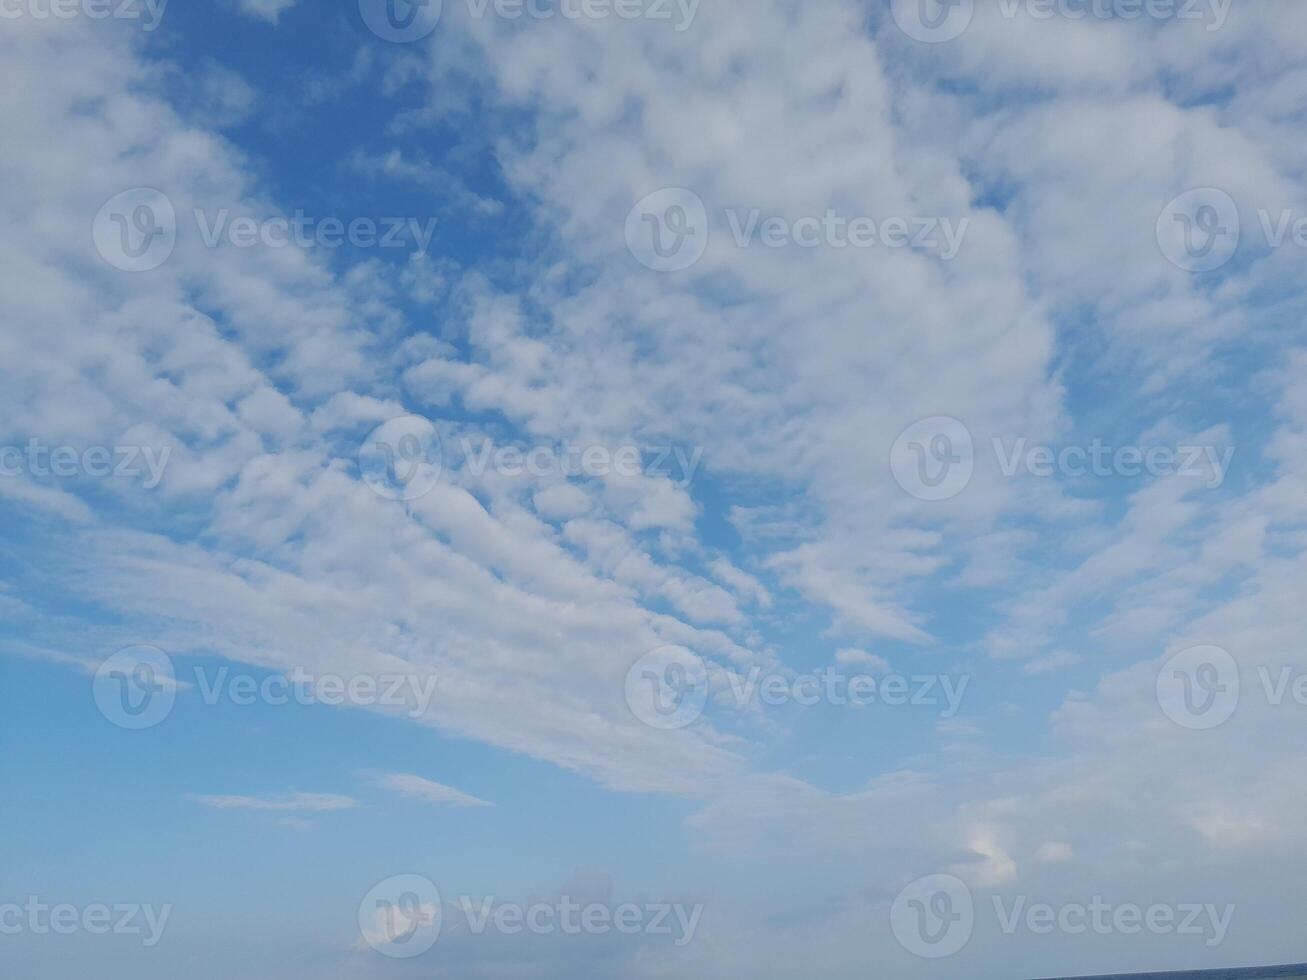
[{"x1": 3, "y1": 1, "x2": 1307, "y2": 978}]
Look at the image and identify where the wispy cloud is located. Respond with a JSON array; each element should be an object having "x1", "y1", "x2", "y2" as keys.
[
  {"x1": 231, "y1": 0, "x2": 298, "y2": 25},
  {"x1": 360, "y1": 771, "x2": 494, "y2": 808},
  {"x1": 188, "y1": 792, "x2": 359, "y2": 812}
]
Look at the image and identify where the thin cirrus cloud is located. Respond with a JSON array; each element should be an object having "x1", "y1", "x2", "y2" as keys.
[
  {"x1": 360, "y1": 771, "x2": 495, "y2": 808},
  {"x1": 188, "y1": 792, "x2": 360, "y2": 813},
  {"x1": 231, "y1": 0, "x2": 299, "y2": 24}
]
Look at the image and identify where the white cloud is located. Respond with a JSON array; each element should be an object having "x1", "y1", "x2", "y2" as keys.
[
  {"x1": 232, "y1": 0, "x2": 298, "y2": 25},
  {"x1": 189, "y1": 792, "x2": 359, "y2": 812},
  {"x1": 361, "y1": 771, "x2": 494, "y2": 808}
]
